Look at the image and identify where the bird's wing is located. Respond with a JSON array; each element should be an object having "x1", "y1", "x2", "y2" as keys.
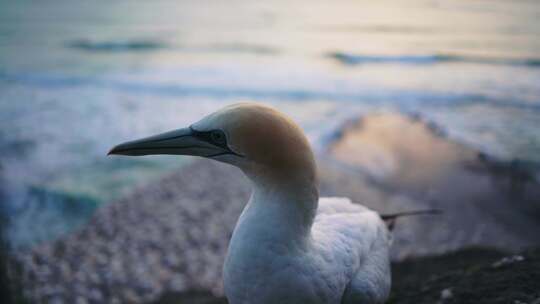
[
  {"x1": 313, "y1": 197, "x2": 392, "y2": 304},
  {"x1": 317, "y1": 197, "x2": 369, "y2": 215}
]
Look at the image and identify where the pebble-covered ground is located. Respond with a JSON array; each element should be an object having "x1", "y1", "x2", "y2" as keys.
[
  {"x1": 17, "y1": 161, "x2": 250, "y2": 303},
  {"x1": 14, "y1": 114, "x2": 540, "y2": 303}
]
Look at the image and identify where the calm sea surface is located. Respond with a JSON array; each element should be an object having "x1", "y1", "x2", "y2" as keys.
[{"x1": 1, "y1": 0, "x2": 539, "y2": 247}]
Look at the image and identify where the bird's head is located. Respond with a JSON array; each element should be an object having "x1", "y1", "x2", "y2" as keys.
[{"x1": 109, "y1": 103, "x2": 317, "y2": 184}]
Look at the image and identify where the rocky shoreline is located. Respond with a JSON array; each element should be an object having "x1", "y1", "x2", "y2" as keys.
[
  {"x1": 13, "y1": 113, "x2": 540, "y2": 303},
  {"x1": 328, "y1": 113, "x2": 540, "y2": 249}
]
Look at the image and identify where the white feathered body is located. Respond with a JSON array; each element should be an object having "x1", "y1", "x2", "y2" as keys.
[{"x1": 224, "y1": 196, "x2": 392, "y2": 304}]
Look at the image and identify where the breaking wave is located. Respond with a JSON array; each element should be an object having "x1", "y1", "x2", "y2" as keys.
[
  {"x1": 66, "y1": 39, "x2": 167, "y2": 52},
  {"x1": 329, "y1": 52, "x2": 540, "y2": 67}
]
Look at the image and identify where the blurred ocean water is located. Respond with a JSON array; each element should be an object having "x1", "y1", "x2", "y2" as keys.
[{"x1": 1, "y1": 0, "x2": 539, "y2": 247}]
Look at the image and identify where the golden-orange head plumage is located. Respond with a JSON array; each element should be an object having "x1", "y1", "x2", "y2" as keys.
[{"x1": 193, "y1": 103, "x2": 317, "y2": 182}]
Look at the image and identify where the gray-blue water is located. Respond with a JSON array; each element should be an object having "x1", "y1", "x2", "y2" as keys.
[{"x1": 1, "y1": 0, "x2": 540, "y2": 247}]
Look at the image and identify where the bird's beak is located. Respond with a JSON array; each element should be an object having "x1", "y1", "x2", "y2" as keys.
[{"x1": 108, "y1": 127, "x2": 228, "y2": 157}]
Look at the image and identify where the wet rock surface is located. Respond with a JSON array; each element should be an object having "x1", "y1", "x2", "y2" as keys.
[{"x1": 388, "y1": 247, "x2": 540, "y2": 304}]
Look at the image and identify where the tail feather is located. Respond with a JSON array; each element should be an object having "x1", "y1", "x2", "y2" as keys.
[
  {"x1": 380, "y1": 209, "x2": 442, "y2": 221},
  {"x1": 381, "y1": 209, "x2": 442, "y2": 231}
]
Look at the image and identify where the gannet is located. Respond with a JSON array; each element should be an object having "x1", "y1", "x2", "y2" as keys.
[{"x1": 108, "y1": 103, "x2": 427, "y2": 304}]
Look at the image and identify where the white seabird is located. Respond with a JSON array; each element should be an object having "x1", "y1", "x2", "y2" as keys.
[{"x1": 109, "y1": 103, "x2": 434, "y2": 304}]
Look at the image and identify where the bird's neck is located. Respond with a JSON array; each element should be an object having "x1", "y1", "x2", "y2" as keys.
[
  {"x1": 223, "y1": 174, "x2": 319, "y2": 297},
  {"x1": 240, "y1": 169, "x2": 319, "y2": 244}
]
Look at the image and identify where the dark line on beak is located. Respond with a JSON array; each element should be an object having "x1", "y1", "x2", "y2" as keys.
[
  {"x1": 207, "y1": 151, "x2": 244, "y2": 158},
  {"x1": 110, "y1": 145, "x2": 217, "y2": 154},
  {"x1": 133, "y1": 131, "x2": 194, "y2": 145}
]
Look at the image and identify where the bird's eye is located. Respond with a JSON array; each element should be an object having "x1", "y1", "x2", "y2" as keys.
[{"x1": 210, "y1": 130, "x2": 226, "y2": 145}]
